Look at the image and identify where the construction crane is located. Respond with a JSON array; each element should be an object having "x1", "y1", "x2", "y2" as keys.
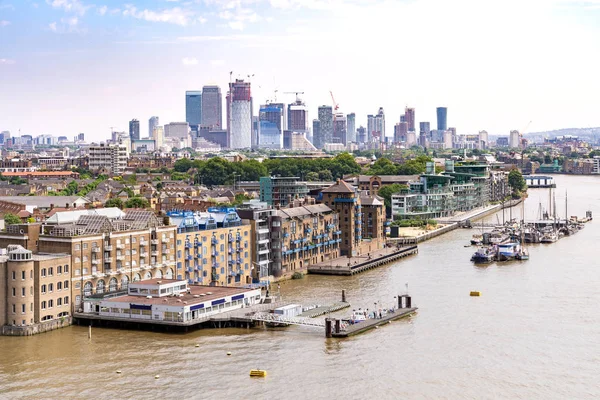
[
  {"x1": 329, "y1": 91, "x2": 339, "y2": 111},
  {"x1": 284, "y1": 91, "x2": 304, "y2": 102}
]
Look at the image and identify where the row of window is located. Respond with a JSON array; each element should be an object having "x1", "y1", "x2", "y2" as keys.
[
  {"x1": 11, "y1": 270, "x2": 32, "y2": 280},
  {"x1": 73, "y1": 235, "x2": 176, "y2": 251},
  {"x1": 41, "y1": 281, "x2": 69, "y2": 294},
  {"x1": 11, "y1": 303, "x2": 32, "y2": 314},
  {"x1": 41, "y1": 297, "x2": 69, "y2": 309},
  {"x1": 11, "y1": 287, "x2": 32, "y2": 297},
  {"x1": 41, "y1": 265, "x2": 69, "y2": 277}
]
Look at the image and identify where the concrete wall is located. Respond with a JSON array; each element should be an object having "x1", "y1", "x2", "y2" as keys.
[{"x1": 1, "y1": 316, "x2": 72, "y2": 336}]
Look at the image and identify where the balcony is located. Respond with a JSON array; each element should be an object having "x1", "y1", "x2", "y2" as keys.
[
  {"x1": 139, "y1": 240, "x2": 146, "y2": 247},
  {"x1": 116, "y1": 255, "x2": 125, "y2": 261},
  {"x1": 187, "y1": 255, "x2": 193, "y2": 261},
  {"x1": 140, "y1": 252, "x2": 148, "y2": 258},
  {"x1": 104, "y1": 257, "x2": 113, "y2": 263},
  {"x1": 211, "y1": 250, "x2": 219, "y2": 257},
  {"x1": 91, "y1": 259, "x2": 100, "y2": 265},
  {"x1": 104, "y1": 245, "x2": 113, "y2": 251},
  {"x1": 151, "y1": 239, "x2": 159, "y2": 245},
  {"x1": 186, "y1": 267, "x2": 193, "y2": 273},
  {"x1": 228, "y1": 235, "x2": 234, "y2": 242},
  {"x1": 211, "y1": 237, "x2": 218, "y2": 245},
  {"x1": 236, "y1": 235, "x2": 242, "y2": 242},
  {"x1": 161, "y1": 237, "x2": 170, "y2": 243},
  {"x1": 91, "y1": 247, "x2": 100, "y2": 253},
  {"x1": 116, "y1": 243, "x2": 125, "y2": 250},
  {"x1": 151, "y1": 251, "x2": 159, "y2": 256}
]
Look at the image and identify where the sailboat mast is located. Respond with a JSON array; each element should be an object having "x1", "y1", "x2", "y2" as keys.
[{"x1": 565, "y1": 190, "x2": 568, "y2": 223}]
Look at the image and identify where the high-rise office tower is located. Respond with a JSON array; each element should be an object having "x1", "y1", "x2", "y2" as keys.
[
  {"x1": 149, "y1": 116, "x2": 159, "y2": 138},
  {"x1": 346, "y1": 113, "x2": 356, "y2": 143},
  {"x1": 77, "y1": 133, "x2": 85, "y2": 142},
  {"x1": 478, "y1": 130, "x2": 489, "y2": 149},
  {"x1": 186, "y1": 91, "x2": 202, "y2": 132},
  {"x1": 129, "y1": 119, "x2": 140, "y2": 141},
  {"x1": 509, "y1": 130, "x2": 521, "y2": 148},
  {"x1": 333, "y1": 113, "x2": 347, "y2": 145},
  {"x1": 153, "y1": 126, "x2": 164, "y2": 150},
  {"x1": 436, "y1": 107, "x2": 447, "y2": 131},
  {"x1": 394, "y1": 122, "x2": 408, "y2": 143},
  {"x1": 367, "y1": 107, "x2": 385, "y2": 142},
  {"x1": 201, "y1": 85, "x2": 222, "y2": 128},
  {"x1": 312, "y1": 119, "x2": 321, "y2": 147},
  {"x1": 419, "y1": 122, "x2": 430, "y2": 139},
  {"x1": 288, "y1": 99, "x2": 309, "y2": 133},
  {"x1": 315, "y1": 106, "x2": 333, "y2": 148},
  {"x1": 404, "y1": 107, "x2": 415, "y2": 132},
  {"x1": 227, "y1": 79, "x2": 252, "y2": 149},
  {"x1": 258, "y1": 103, "x2": 284, "y2": 149},
  {"x1": 357, "y1": 126, "x2": 366, "y2": 144}
]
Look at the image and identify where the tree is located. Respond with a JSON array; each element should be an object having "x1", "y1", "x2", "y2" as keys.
[
  {"x1": 318, "y1": 170, "x2": 334, "y2": 181},
  {"x1": 508, "y1": 169, "x2": 527, "y2": 194},
  {"x1": 367, "y1": 157, "x2": 398, "y2": 175},
  {"x1": 378, "y1": 184, "x2": 407, "y2": 210},
  {"x1": 3, "y1": 213, "x2": 21, "y2": 225},
  {"x1": 173, "y1": 158, "x2": 194, "y2": 173},
  {"x1": 125, "y1": 197, "x2": 149, "y2": 209},
  {"x1": 305, "y1": 171, "x2": 319, "y2": 181},
  {"x1": 105, "y1": 198, "x2": 124, "y2": 209},
  {"x1": 27, "y1": 217, "x2": 36, "y2": 223},
  {"x1": 155, "y1": 182, "x2": 164, "y2": 191},
  {"x1": 9, "y1": 176, "x2": 27, "y2": 185}
]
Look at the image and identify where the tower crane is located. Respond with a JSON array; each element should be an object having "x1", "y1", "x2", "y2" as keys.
[
  {"x1": 329, "y1": 91, "x2": 339, "y2": 111},
  {"x1": 284, "y1": 91, "x2": 305, "y2": 102}
]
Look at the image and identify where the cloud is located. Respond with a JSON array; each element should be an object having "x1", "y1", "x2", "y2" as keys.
[
  {"x1": 123, "y1": 5, "x2": 195, "y2": 26},
  {"x1": 97, "y1": 5, "x2": 107, "y2": 15},
  {"x1": 181, "y1": 57, "x2": 198, "y2": 66},
  {"x1": 210, "y1": 59, "x2": 225, "y2": 66},
  {"x1": 61, "y1": 16, "x2": 78, "y2": 26},
  {"x1": 0, "y1": 58, "x2": 16, "y2": 65},
  {"x1": 0, "y1": 4, "x2": 15, "y2": 10},
  {"x1": 0, "y1": 20, "x2": 10, "y2": 27},
  {"x1": 46, "y1": 0, "x2": 89, "y2": 16},
  {"x1": 49, "y1": 22, "x2": 57, "y2": 31},
  {"x1": 228, "y1": 20, "x2": 245, "y2": 30}
]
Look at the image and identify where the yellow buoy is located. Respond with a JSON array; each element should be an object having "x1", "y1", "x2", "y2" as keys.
[
  {"x1": 470, "y1": 291, "x2": 481, "y2": 297},
  {"x1": 154, "y1": 375, "x2": 160, "y2": 379},
  {"x1": 195, "y1": 344, "x2": 200, "y2": 348},
  {"x1": 250, "y1": 369, "x2": 267, "y2": 377},
  {"x1": 227, "y1": 352, "x2": 232, "y2": 356},
  {"x1": 116, "y1": 370, "x2": 122, "y2": 374}
]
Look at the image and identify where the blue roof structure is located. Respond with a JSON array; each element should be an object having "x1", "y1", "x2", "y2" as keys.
[{"x1": 167, "y1": 207, "x2": 242, "y2": 233}]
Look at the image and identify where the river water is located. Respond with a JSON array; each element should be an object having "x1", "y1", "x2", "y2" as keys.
[{"x1": 1, "y1": 175, "x2": 599, "y2": 400}]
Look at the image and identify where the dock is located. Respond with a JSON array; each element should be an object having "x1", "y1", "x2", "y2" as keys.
[
  {"x1": 297, "y1": 302, "x2": 350, "y2": 318},
  {"x1": 307, "y1": 245, "x2": 418, "y2": 276},
  {"x1": 331, "y1": 307, "x2": 417, "y2": 338}
]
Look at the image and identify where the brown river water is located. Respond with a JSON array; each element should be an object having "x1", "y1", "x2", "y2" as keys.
[{"x1": 1, "y1": 174, "x2": 599, "y2": 400}]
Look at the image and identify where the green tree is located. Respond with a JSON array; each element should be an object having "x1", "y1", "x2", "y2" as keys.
[
  {"x1": 377, "y1": 183, "x2": 407, "y2": 209},
  {"x1": 126, "y1": 174, "x2": 137, "y2": 185},
  {"x1": 9, "y1": 176, "x2": 27, "y2": 185},
  {"x1": 105, "y1": 198, "x2": 124, "y2": 209},
  {"x1": 318, "y1": 170, "x2": 334, "y2": 181},
  {"x1": 508, "y1": 169, "x2": 527, "y2": 194},
  {"x1": 231, "y1": 193, "x2": 252, "y2": 206},
  {"x1": 3, "y1": 213, "x2": 21, "y2": 225},
  {"x1": 305, "y1": 171, "x2": 319, "y2": 181},
  {"x1": 155, "y1": 182, "x2": 164, "y2": 191},
  {"x1": 125, "y1": 197, "x2": 149, "y2": 209},
  {"x1": 27, "y1": 217, "x2": 36, "y2": 223},
  {"x1": 200, "y1": 157, "x2": 232, "y2": 186},
  {"x1": 367, "y1": 157, "x2": 398, "y2": 175},
  {"x1": 173, "y1": 158, "x2": 194, "y2": 173}
]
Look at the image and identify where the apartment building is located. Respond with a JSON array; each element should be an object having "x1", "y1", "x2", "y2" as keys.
[
  {"x1": 168, "y1": 208, "x2": 253, "y2": 287},
  {"x1": 88, "y1": 143, "x2": 127, "y2": 175},
  {"x1": 0, "y1": 245, "x2": 71, "y2": 335},
  {"x1": 259, "y1": 176, "x2": 309, "y2": 207},
  {"x1": 236, "y1": 200, "x2": 276, "y2": 282}
]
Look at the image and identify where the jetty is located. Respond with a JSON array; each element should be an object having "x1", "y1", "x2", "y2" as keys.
[{"x1": 307, "y1": 245, "x2": 418, "y2": 276}]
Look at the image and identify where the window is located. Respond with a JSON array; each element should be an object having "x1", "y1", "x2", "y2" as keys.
[
  {"x1": 48, "y1": 299, "x2": 53, "y2": 308},
  {"x1": 21, "y1": 271, "x2": 25, "y2": 280},
  {"x1": 75, "y1": 295, "x2": 81, "y2": 305},
  {"x1": 83, "y1": 256, "x2": 88, "y2": 262},
  {"x1": 21, "y1": 287, "x2": 25, "y2": 297},
  {"x1": 75, "y1": 244, "x2": 80, "y2": 251},
  {"x1": 64, "y1": 265, "x2": 69, "y2": 273},
  {"x1": 64, "y1": 280, "x2": 69, "y2": 289},
  {"x1": 48, "y1": 283, "x2": 53, "y2": 292},
  {"x1": 12, "y1": 304, "x2": 15, "y2": 314},
  {"x1": 41, "y1": 284, "x2": 46, "y2": 294},
  {"x1": 12, "y1": 271, "x2": 15, "y2": 280},
  {"x1": 41, "y1": 301, "x2": 46, "y2": 310},
  {"x1": 48, "y1": 267, "x2": 53, "y2": 276},
  {"x1": 57, "y1": 282, "x2": 62, "y2": 291},
  {"x1": 57, "y1": 265, "x2": 62, "y2": 274},
  {"x1": 75, "y1": 282, "x2": 81, "y2": 289},
  {"x1": 41, "y1": 268, "x2": 47, "y2": 277},
  {"x1": 12, "y1": 287, "x2": 15, "y2": 297},
  {"x1": 21, "y1": 304, "x2": 25, "y2": 314},
  {"x1": 75, "y1": 269, "x2": 80, "y2": 276},
  {"x1": 57, "y1": 298, "x2": 62, "y2": 306},
  {"x1": 132, "y1": 237, "x2": 136, "y2": 243},
  {"x1": 82, "y1": 268, "x2": 88, "y2": 275},
  {"x1": 75, "y1": 257, "x2": 80, "y2": 263},
  {"x1": 64, "y1": 296, "x2": 69, "y2": 304},
  {"x1": 83, "y1": 243, "x2": 88, "y2": 249}
]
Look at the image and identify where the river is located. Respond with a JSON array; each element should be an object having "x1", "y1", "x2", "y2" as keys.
[{"x1": 1, "y1": 174, "x2": 599, "y2": 400}]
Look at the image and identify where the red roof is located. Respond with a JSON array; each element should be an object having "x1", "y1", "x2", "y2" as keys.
[{"x1": 1, "y1": 171, "x2": 79, "y2": 177}]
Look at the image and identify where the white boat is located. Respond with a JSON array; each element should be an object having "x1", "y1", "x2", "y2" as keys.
[
  {"x1": 471, "y1": 246, "x2": 496, "y2": 263},
  {"x1": 348, "y1": 310, "x2": 367, "y2": 324},
  {"x1": 497, "y1": 242, "x2": 520, "y2": 261},
  {"x1": 540, "y1": 229, "x2": 558, "y2": 243}
]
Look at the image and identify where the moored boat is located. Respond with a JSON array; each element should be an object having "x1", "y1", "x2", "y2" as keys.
[
  {"x1": 497, "y1": 242, "x2": 521, "y2": 261},
  {"x1": 471, "y1": 246, "x2": 496, "y2": 263}
]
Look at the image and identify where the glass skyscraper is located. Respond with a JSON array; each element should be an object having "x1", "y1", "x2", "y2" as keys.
[
  {"x1": 186, "y1": 91, "x2": 202, "y2": 132},
  {"x1": 437, "y1": 107, "x2": 448, "y2": 131}
]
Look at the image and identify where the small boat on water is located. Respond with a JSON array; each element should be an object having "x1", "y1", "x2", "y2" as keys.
[
  {"x1": 540, "y1": 228, "x2": 558, "y2": 243},
  {"x1": 497, "y1": 242, "x2": 521, "y2": 261},
  {"x1": 470, "y1": 233, "x2": 483, "y2": 245},
  {"x1": 471, "y1": 246, "x2": 496, "y2": 263},
  {"x1": 516, "y1": 248, "x2": 529, "y2": 260}
]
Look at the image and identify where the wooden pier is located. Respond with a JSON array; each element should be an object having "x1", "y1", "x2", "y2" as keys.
[{"x1": 308, "y1": 245, "x2": 418, "y2": 276}]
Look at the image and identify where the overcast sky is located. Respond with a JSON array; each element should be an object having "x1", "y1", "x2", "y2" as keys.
[{"x1": 1, "y1": 0, "x2": 599, "y2": 142}]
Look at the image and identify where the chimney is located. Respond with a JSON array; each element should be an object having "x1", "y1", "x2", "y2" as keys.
[{"x1": 50, "y1": 204, "x2": 54, "y2": 210}]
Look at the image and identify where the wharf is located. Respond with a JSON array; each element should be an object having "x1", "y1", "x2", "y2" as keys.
[
  {"x1": 332, "y1": 307, "x2": 417, "y2": 338},
  {"x1": 297, "y1": 302, "x2": 350, "y2": 318},
  {"x1": 307, "y1": 245, "x2": 418, "y2": 276}
]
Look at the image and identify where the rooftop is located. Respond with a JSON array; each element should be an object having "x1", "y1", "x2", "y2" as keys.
[
  {"x1": 321, "y1": 179, "x2": 356, "y2": 194},
  {"x1": 0, "y1": 196, "x2": 89, "y2": 209},
  {"x1": 105, "y1": 285, "x2": 253, "y2": 307}
]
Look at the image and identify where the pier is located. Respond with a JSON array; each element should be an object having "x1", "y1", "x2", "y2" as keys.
[
  {"x1": 524, "y1": 175, "x2": 556, "y2": 188},
  {"x1": 307, "y1": 245, "x2": 418, "y2": 276}
]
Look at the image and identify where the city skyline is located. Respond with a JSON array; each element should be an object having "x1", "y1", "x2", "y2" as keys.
[{"x1": 1, "y1": 0, "x2": 600, "y2": 141}]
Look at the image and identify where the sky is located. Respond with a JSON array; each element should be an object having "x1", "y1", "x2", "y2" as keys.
[{"x1": 1, "y1": 0, "x2": 600, "y2": 143}]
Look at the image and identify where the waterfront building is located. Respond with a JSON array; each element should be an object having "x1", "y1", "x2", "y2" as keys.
[
  {"x1": 168, "y1": 208, "x2": 253, "y2": 287},
  {"x1": 88, "y1": 143, "x2": 127, "y2": 175},
  {"x1": 0, "y1": 245, "x2": 72, "y2": 335},
  {"x1": 259, "y1": 176, "x2": 309, "y2": 207},
  {"x1": 367, "y1": 108, "x2": 385, "y2": 143},
  {"x1": 258, "y1": 103, "x2": 284, "y2": 149},
  {"x1": 227, "y1": 79, "x2": 252, "y2": 149},
  {"x1": 343, "y1": 175, "x2": 418, "y2": 196},
  {"x1": 129, "y1": 119, "x2": 140, "y2": 142},
  {"x1": 346, "y1": 113, "x2": 356, "y2": 143},
  {"x1": 148, "y1": 116, "x2": 159, "y2": 138},
  {"x1": 315, "y1": 106, "x2": 333, "y2": 149},
  {"x1": 185, "y1": 91, "x2": 202, "y2": 132},
  {"x1": 593, "y1": 156, "x2": 600, "y2": 174},
  {"x1": 201, "y1": 85, "x2": 222, "y2": 129},
  {"x1": 79, "y1": 280, "x2": 261, "y2": 325},
  {"x1": 436, "y1": 107, "x2": 447, "y2": 131}
]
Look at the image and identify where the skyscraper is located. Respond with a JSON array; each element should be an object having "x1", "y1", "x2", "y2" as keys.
[
  {"x1": 312, "y1": 119, "x2": 321, "y2": 146},
  {"x1": 404, "y1": 107, "x2": 415, "y2": 132},
  {"x1": 478, "y1": 130, "x2": 489, "y2": 149},
  {"x1": 149, "y1": 116, "x2": 159, "y2": 138},
  {"x1": 129, "y1": 119, "x2": 140, "y2": 141},
  {"x1": 394, "y1": 122, "x2": 408, "y2": 143},
  {"x1": 186, "y1": 91, "x2": 202, "y2": 132},
  {"x1": 436, "y1": 107, "x2": 447, "y2": 131},
  {"x1": 153, "y1": 125, "x2": 164, "y2": 150},
  {"x1": 288, "y1": 99, "x2": 309, "y2": 133},
  {"x1": 258, "y1": 103, "x2": 284, "y2": 149},
  {"x1": 227, "y1": 79, "x2": 252, "y2": 149},
  {"x1": 509, "y1": 130, "x2": 521, "y2": 148},
  {"x1": 315, "y1": 106, "x2": 333, "y2": 149},
  {"x1": 419, "y1": 122, "x2": 430, "y2": 139},
  {"x1": 346, "y1": 113, "x2": 356, "y2": 143},
  {"x1": 357, "y1": 126, "x2": 366, "y2": 144},
  {"x1": 367, "y1": 108, "x2": 385, "y2": 142},
  {"x1": 201, "y1": 85, "x2": 222, "y2": 128},
  {"x1": 333, "y1": 113, "x2": 347, "y2": 145}
]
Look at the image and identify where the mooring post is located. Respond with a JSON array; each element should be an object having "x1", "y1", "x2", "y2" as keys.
[
  {"x1": 342, "y1": 289, "x2": 346, "y2": 303},
  {"x1": 335, "y1": 319, "x2": 341, "y2": 334},
  {"x1": 406, "y1": 295, "x2": 411, "y2": 308},
  {"x1": 325, "y1": 318, "x2": 332, "y2": 338},
  {"x1": 88, "y1": 324, "x2": 91, "y2": 339}
]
